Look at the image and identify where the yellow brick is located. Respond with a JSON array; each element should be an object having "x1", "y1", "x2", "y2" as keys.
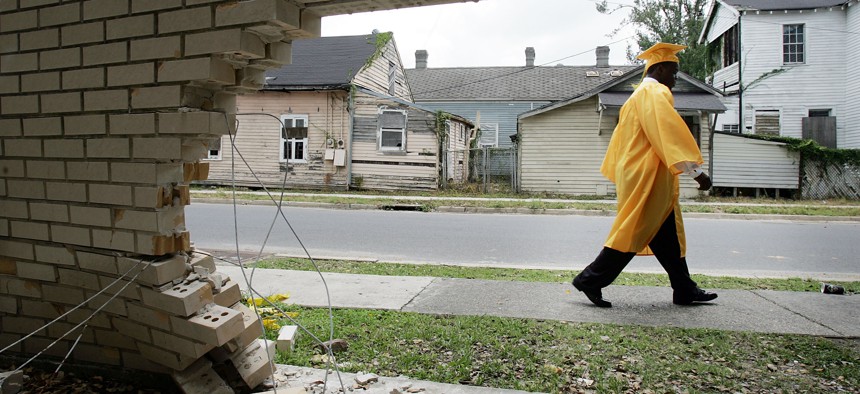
[
  {"x1": 92, "y1": 229, "x2": 136, "y2": 253},
  {"x1": 77, "y1": 251, "x2": 118, "y2": 274},
  {"x1": 11, "y1": 220, "x2": 50, "y2": 241},
  {"x1": 170, "y1": 303, "x2": 244, "y2": 346},
  {"x1": 34, "y1": 244, "x2": 76, "y2": 266},
  {"x1": 15, "y1": 262, "x2": 57, "y2": 281},
  {"x1": 150, "y1": 328, "x2": 213, "y2": 358},
  {"x1": 141, "y1": 280, "x2": 213, "y2": 316},
  {"x1": 29, "y1": 202, "x2": 70, "y2": 222}
]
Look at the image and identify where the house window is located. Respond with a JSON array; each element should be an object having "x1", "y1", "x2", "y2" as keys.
[
  {"x1": 783, "y1": 24, "x2": 805, "y2": 64},
  {"x1": 808, "y1": 109, "x2": 831, "y2": 117},
  {"x1": 722, "y1": 25, "x2": 739, "y2": 67},
  {"x1": 280, "y1": 114, "x2": 309, "y2": 163},
  {"x1": 388, "y1": 61, "x2": 396, "y2": 95},
  {"x1": 754, "y1": 110, "x2": 780, "y2": 135},
  {"x1": 722, "y1": 124, "x2": 740, "y2": 133},
  {"x1": 206, "y1": 136, "x2": 222, "y2": 160},
  {"x1": 479, "y1": 123, "x2": 499, "y2": 147},
  {"x1": 379, "y1": 108, "x2": 407, "y2": 151}
]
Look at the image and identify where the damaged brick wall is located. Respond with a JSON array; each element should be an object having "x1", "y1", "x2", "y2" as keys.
[{"x1": 0, "y1": 0, "x2": 319, "y2": 389}]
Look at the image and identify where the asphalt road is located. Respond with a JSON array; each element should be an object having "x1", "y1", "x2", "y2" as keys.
[{"x1": 185, "y1": 203, "x2": 860, "y2": 279}]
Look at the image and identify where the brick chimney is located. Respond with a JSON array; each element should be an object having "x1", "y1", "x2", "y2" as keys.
[
  {"x1": 416, "y1": 50, "x2": 428, "y2": 69},
  {"x1": 525, "y1": 47, "x2": 535, "y2": 67},
  {"x1": 596, "y1": 46, "x2": 610, "y2": 67}
]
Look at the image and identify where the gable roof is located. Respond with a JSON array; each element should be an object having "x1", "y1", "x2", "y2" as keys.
[
  {"x1": 720, "y1": 0, "x2": 847, "y2": 11},
  {"x1": 699, "y1": 0, "x2": 851, "y2": 43},
  {"x1": 520, "y1": 65, "x2": 725, "y2": 119},
  {"x1": 263, "y1": 34, "x2": 378, "y2": 90},
  {"x1": 405, "y1": 65, "x2": 639, "y2": 101}
]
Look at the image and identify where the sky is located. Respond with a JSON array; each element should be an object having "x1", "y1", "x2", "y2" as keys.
[{"x1": 321, "y1": 0, "x2": 639, "y2": 69}]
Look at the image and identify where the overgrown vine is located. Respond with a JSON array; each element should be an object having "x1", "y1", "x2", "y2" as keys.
[
  {"x1": 745, "y1": 134, "x2": 860, "y2": 167},
  {"x1": 362, "y1": 31, "x2": 394, "y2": 71}
]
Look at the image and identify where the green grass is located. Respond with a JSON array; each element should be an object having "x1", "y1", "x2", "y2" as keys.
[
  {"x1": 266, "y1": 307, "x2": 859, "y2": 393},
  {"x1": 253, "y1": 257, "x2": 860, "y2": 293}
]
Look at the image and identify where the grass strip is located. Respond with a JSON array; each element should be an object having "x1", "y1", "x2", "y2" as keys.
[
  {"x1": 267, "y1": 306, "x2": 859, "y2": 393},
  {"x1": 193, "y1": 191, "x2": 860, "y2": 217},
  {"x1": 253, "y1": 257, "x2": 860, "y2": 293}
]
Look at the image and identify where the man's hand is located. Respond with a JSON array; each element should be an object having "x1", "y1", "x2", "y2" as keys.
[{"x1": 694, "y1": 172, "x2": 712, "y2": 191}]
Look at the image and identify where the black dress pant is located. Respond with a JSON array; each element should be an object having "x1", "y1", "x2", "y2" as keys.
[{"x1": 573, "y1": 211, "x2": 698, "y2": 294}]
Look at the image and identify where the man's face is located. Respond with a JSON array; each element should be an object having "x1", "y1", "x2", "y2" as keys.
[{"x1": 654, "y1": 62, "x2": 679, "y2": 90}]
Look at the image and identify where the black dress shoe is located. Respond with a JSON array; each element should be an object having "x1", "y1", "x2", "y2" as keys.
[
  {"x1": 572, "y1": 279, "x2": 612, "y2": 308},
  {"x1": 673, "y1": 288, "x2": 718, "y2": 305}
]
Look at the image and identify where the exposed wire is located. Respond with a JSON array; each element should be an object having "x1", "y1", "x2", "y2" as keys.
[
  {"x1": 0, "y1": 257, "x2": 147, "y2": 355},
  {"x1": 9, "y1": 259, "x2": 152, "y2": 374},
  {"x1": 228, "y1": 112, "x2": 346, "y2": 393}
]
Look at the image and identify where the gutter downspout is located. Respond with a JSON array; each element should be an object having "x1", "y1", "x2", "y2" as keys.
[
  {"x1": 346, "y1": 85, "x2": 355, "y2": 189},
  {"x1": 737, "y1": 12, "x2": 744, "y2": 132},
  {"x1": 709, "y1": 112, "x2": 717, "y2": 186}
]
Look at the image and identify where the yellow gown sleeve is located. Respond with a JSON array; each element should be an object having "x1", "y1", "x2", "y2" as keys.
[{"x1": 638, "y1": 85, "x2": 703, "y2": 172}]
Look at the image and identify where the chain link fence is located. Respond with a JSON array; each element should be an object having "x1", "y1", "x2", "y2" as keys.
[
  {"x1": 802, "y1": 161, "x2": 860, "y2": 199},
  {"x1": 442, "y1": 147, "x2": 517, "y2": 192}
]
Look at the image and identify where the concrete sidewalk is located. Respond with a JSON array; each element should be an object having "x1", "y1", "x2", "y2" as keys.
[
  {"x1": 216, "y1": 265, "x2": 857, "y2": 393},
  {"x1": 219, "y1": 265, "x2": 858, "y2": 338}
]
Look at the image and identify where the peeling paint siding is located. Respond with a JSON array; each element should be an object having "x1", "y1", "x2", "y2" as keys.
[
  {"x1": 351, "y1": 38, "x2": 412, "y2": 101},
  {"x1": 206, "y1": 91, "x2": 349, "y2": 189}
]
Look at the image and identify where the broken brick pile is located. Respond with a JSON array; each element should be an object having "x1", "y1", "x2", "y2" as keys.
[{"x1": 0, "y1": 0, "x2": 320, "y2": 391}]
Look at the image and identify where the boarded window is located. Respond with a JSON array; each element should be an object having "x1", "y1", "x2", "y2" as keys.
[
  {"x1": 479, "y1": 123, "x2": 499, "y2": 147},
  {"x1": 379, "y1": 109, "x2": 407, "y2": 151},
  {"x1": 754, "y1": 110, "x2": 780, "y2": 135}
]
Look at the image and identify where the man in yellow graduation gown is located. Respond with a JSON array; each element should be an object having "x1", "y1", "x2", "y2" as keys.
[{"x1": 571, "y1": 42, "x2": 718, "y2": 308}]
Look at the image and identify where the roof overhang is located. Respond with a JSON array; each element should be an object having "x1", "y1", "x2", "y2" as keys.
[
  {"x1": 303, "y1": 0, "x2": 482, "y2": 17},
  {"x1": 598, "y1": 92, "x2": 727, "y2": 113},
  {"x1": 262, "y1": 84, "x2": 351, "y2": 91}
]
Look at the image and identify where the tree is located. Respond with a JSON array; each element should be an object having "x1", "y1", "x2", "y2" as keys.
[{"x1": 597, "y1": 0, "x2": 712, "y2": 80}]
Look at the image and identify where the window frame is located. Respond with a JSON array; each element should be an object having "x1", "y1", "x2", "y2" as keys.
[
  {"x1": 808, "y1": 109, "x2": 832, "y2": 117},
  {"x1": 478, "y1": 123, "x2": 499, "y2": 148},
  {"x1": 279, "y1": 114, "x2": 309, "y2": 163},
  {"x1": 205, "y1": 136, "x2": 222, "y2": 160},
  {"x1": 782, "y1": 23, "x2": 805, "y2": 65},
  {"x1": 722, "y1": 25, "x2": 739, "y2": 67},
  {"x1": 388, "y1": 61, "x2": 397, "y2": 96},
  {"x1": 722, "y1": 124, "x2": 741, "y2": 133},
  {"x1": 378, "y1": 108, "x2": 407, "y2": 152}
]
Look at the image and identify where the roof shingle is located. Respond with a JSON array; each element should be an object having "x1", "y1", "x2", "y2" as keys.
[
  {"x1": 264, "y1": 34, "x2": 378, "y2": 89},
  {"x1": 406, "y1": 65, "x2": 638, "y2": 101}
]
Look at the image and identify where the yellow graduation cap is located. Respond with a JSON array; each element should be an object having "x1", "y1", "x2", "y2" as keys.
[{"x1": 637, "y1": 42, "x2": 686, "y2": 79}]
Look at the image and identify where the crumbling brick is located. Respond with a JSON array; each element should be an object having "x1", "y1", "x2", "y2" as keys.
[
  {"x1": 140, "y1": 279, "x2": 214, "y2": 317},
  {"x1": 170, "y1": 303, "x2": 244, "y2": 346},
  {"x1": 229, "y1": 338, "x2": 276, "y2": 390}
]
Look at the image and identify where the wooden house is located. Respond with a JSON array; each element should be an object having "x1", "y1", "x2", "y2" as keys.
[
  {"x1": 517, "y1": 67, "x2": 726, "y2": 198},
  {"x1": 203, "y1": 33, "x2": 472, "y2": 191},
  {"x1": 699, "y1": 0, "x2": 860, "y2": 149},
  {"x1": 405, "y1": 47, "x2": 639, "y2": 149}
]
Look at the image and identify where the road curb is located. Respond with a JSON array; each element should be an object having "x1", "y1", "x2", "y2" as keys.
[{"x1": 191, "y1": 197, "x2": 859, "y2": 222}]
